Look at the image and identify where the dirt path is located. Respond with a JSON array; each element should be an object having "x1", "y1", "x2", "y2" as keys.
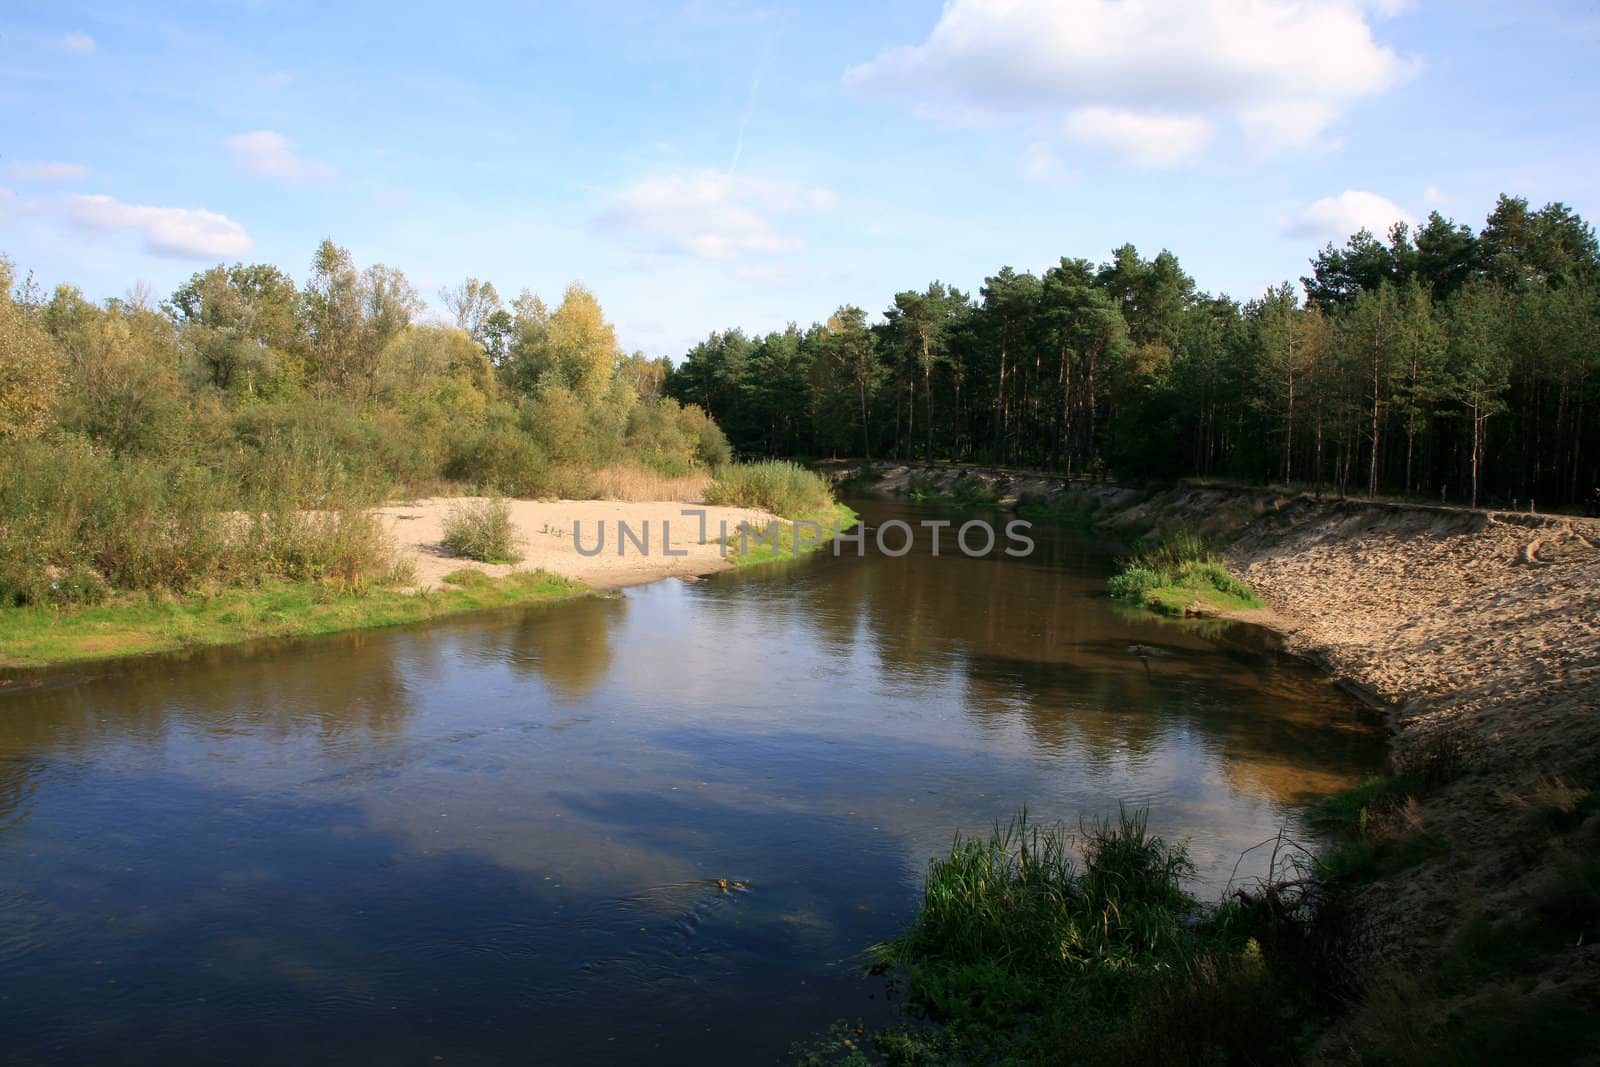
[{"x1": 376, "y1": 497, "x2": 780, "y2": 590}]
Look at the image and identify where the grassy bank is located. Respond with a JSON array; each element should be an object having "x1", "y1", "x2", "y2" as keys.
[
  {"x1": 900, "y1": 472, "x2": 1004, "y2": 511},
  {"x1": 724, "y1": 503, "x2": 859, "y2": 568},
  {"x1": 703, "y1": 461, "x2": 859, "y2": 567},
  {"x1": 800, "y1": 809, "x2": 1338, "y2": 1066},
  {"x1": 1106, "y1": 530, "x2": 1260, "y2": 617},
  {"x1": 0, "y1": 568, "x2": 583, "y2": 670}
]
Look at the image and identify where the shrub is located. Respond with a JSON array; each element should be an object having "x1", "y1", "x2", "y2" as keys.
[
  {"x1": 444, "y1": 428, "x2": 549, "y2": 498},
  {"x1": 704, "y1": 460, "x2": 833, "y2": 517},
  {"x1": 441, "y1": 497, "x2": 523, "y2": 563}
]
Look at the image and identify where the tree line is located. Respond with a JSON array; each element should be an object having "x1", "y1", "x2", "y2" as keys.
[
  {"x1": 669, "y1": 195, "x2": 1600, "y2": 509},
  {"x1": 0, "y1": 239, "x2": 726, "y2": 605}
]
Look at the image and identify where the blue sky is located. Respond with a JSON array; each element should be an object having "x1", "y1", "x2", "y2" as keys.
[{"x1": 3, "y1": 1, "x2": 1597, "y2": 358}]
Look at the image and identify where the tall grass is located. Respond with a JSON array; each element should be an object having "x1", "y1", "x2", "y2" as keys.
[
  {"x1": 703, "y1": 460, "x2": 833, "y2": 517},
  {"x1": 589, "y1": 465, "x2": 712, "y2": 502},
  {"x1": 0, "y1": 438, "x2": 405, "y2": 606},
  {"x1": 1106, "y1": 528, "x2": 1259, "y2": 615},
  {"x1": 840, "y1": 808, "x2": 1298, "y2": 1064}
]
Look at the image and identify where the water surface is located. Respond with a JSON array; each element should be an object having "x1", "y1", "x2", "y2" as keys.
[{"x1": 0, "y1": 498, "x2": 1385, "y2": 1064}]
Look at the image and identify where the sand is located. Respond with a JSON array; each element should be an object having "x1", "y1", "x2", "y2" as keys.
[
  {"x1": 1088, "y1": 484, "x2": 1600, "y2": 1044},
  {"x1": 376, "y1": 497, "x2": 782, "y2": 590},
  {"x1": 848, "y1": 465, "x2": 1600, "y2": 1035}
]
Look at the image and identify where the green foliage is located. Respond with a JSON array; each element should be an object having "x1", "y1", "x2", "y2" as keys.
[
  {"x1": 441, "y1": 497, "x2": 523, "y2": 563},
  {"x1": 0, "y1": 438, "x2": 404, "y2": 603},
  {"x1": 1106, "y1": 530, "x2": 1260, "y2": 616},
  {"x1": 704, "y1": 460, "x2": 834, "y2": 517},
  {"x1": 673, "y1": 196, "x2": 1600, "y2": 511},
  {"x1": 445, "y1": 428, "x2": 550, "y2": 498},
  {"x1": 903, "y1": 473, "x2": 1002, "y2": 511},
  {"x1": 1015, "y1": 490, "x2": 1099, "y2": 527},
  {"x1": 722, "y1": 504, "x2": 858, "y2": 568},
  {"x1": 1308, "y1": 778, "x2": 1445, "y2": 884},
  {"x1": 846, "y1": 808, "x2": 1306, "y2": 1065}
]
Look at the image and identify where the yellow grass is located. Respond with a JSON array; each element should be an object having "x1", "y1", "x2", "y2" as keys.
[{"x1": 588, "y1": 465, "x2": 713, "y2": 502}]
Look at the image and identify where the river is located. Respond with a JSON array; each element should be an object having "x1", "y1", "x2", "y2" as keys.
[{"x1": 0, "y1": 497, "x2": 1385, "y2": 1064}]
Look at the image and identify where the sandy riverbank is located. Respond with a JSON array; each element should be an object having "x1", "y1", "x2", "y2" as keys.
[
  {"x1": 839, "y1": 463, "x2": 1600, "y2": 1053},
  {"x1": 376, "y1": 497, "x2": 783, "y2": 589},
  {"x1": 1093, "y1": 485, "x2": 1600, "y2": 1057}
]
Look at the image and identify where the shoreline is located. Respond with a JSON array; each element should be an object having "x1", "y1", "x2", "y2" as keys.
[
  {"x1": 833, "y1": 462, "x2": 1599, "y2": 1056},
  {"x1": 1018, "y1": 475, "x2": 1600, "y2": 1056},
  {"x1": 0, "y1": 498, "x2": 859, "y2": 673}
]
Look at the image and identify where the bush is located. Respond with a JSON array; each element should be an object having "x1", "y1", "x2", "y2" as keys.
[
  {"x1": 441, "y1": 497, "x2": 523, "y2": 563},
  {"x1": 704, "y1": 460, "x2": 833, "y2": 517},
  {"x1": 0, "y1": 438, "x2": 405, "y2": 602},
  {"x1": 444, "y1": 428, "x2": 549, "y2": 498},
  {"x1": 229, "y1": 397, "x2": 402, "y2": 506}
]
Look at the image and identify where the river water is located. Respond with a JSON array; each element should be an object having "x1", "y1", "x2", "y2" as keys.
[{"x1": 0, "y1": 498, "x2": 1385, "y2": 1064}]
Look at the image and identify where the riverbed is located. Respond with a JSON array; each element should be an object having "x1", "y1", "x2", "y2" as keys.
[{"x1": 0, "y1": 497, "x2": 1385, "y2": 1064}]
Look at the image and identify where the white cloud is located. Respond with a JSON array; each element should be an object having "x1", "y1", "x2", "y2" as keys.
[
  {"x1": 225, "y1": 130, "x2": 336, "y2": 180},
  {"x1": 62, "y1": 194, "x2": 253, "y2": 259},
  {"x1": 7, "y1": 161, "x2": 90, "y2": 182},
  {"x1": 599, "y1": 171, "x2": 834, "y2": 261},
  {"x1": 257, "y1": 71, "x2": 293, "y2": 91},
  {"x1": 0, "y1": 188, "x2": 14, "y2": 224},
  {"x1": 62, "y1": 32, "x2": 96, "y2": 53},
  {"x1": 846, "y1": 0, "x2": 1415, "y2": 164},
  {"x1": 1063, "y1": 108, "x2": 1213, "y2": 169},
  {"x1": 1281, "y1": 190, "x2": 1416, "y2": 241},
  {"x1": 1424, "y1": 185, "x2": 1452, "y2": 209}
]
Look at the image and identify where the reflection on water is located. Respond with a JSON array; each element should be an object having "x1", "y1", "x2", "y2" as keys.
[{"x1": 0, "y1": 498, "x2": 1385, "y2": 1064}]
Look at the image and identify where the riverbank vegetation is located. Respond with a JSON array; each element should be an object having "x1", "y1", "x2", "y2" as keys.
[
  {"x1": 802, "y1": 809, "x2": 1344, "y2": 1066},
  {"x1": 0, "y1": 569, "x2": 582, "y2": 669},
  {"x1": 441, "y1": 497, "x2": 524, "y2": 564},
  {"x1": 899, "y1": 472, "x2": 1003, "y2": 511},
  {"x1": 673, "y1": 194, "x2": 1599, "y2": 512},
  {"x1": 705, "y1": 460, "x2": 834, "y2": 517},
  {"x1": 699, "y1": 462, "x2": 859, "y2": 566},
  {"x1": 0, "y1": 242, "x2": 743, "y2": 661},
  {"x1": 1106, "y1": 531, "x2": 1260, "y2": 616}
]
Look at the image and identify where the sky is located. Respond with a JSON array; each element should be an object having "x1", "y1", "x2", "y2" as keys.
[{"x1": 3, "y1": 1, "x2": 1598, "y2": 359}]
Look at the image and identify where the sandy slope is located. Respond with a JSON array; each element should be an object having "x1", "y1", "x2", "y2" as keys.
[
  {"x1": 376, "y1": 497, "x2": 781, "y2": 589},
  {"x1": 853, "y1": 465, "x2": 1600, "y2": 1042},
  {"x1": 1097, "y1": 486, "x2": 1600, "y2": 1047}
]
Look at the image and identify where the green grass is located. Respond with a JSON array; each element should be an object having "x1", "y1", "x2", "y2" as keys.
[
  {"x1": 0, "y1": 569, "x2": 583, "y2": 669},
  {"x1": 1306, "y1": 776, "x2": 1448, "y2": 885},
  {"x1": 902, "y1": 473, "x2": 1003, "y2": 511},
  {"x1": 1106, "y1": 529, "x2": 1260, "y2": 617},
  {"x1": 813, "y1": 808, "x2": 1314, "y2": 1065},
  {"x1": 723, "y1": 503, "x2": 858, "y2": 568},
  {"x1": 704, "y1": 460, "x2": 834, "y2": 518}
]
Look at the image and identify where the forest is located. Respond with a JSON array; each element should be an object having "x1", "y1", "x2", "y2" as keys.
[
  {"x1": 670, "y1": 194, "x2": 1600, "y2": 510},
  {"x1": 0, "y1": 239, "x2": 726, "y2": 607}
]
